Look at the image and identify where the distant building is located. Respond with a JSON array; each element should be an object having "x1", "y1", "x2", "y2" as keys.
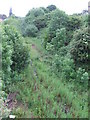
[
  {"x1": 82, "y1": 10, "x2": 88, "y2": 15},
  {"x1": 0, "y1": 14, "x2": 7, "y2": 22}
]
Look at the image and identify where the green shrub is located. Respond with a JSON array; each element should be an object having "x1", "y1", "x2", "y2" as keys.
[
  {"x1": 66, "y1": 15, "x2": 82, "y2": 31},
  {"x1": 3, "y1": 17, "x2": 22, "y2": 33},
  {"x1": 47, "y1": 9, "x2": 68, "y2": 42},
  {"x1": 76, "y1": 68, "x2": 89, "y2": 87},
  {"x1": 70, "y1": 27, "x2": 89, "y2": 63},
  {"x1": 21, "y1": 7, "x2": 46, "y2": 37},
  {"x1": 26, "y1": 8, "x2": 45, "y2": 18},
  {"x1": 2, "y1": 25, "x2": 13, "y2": 84},
  {"x1": 11, "y1": 41, "x2": 30, "y2": 72},
  {"x1": 47, "y1": 5, "x2": 56, "y2": 11},
  {"x1": 24, "y1": 24, "x2": 38, "y2": 37},
  {"x1": 51, "y1": 28, "x2": 67, "y2": 51},
  {"x1": 52, "y1": 55, "x2": 75, "y2": 80},
  {"x1": 46, "y1": 43, "x2": 54, "y2": 54},
  {"x1": 2, "y1": 24, "x2": 30, "y2": 85},
  {"x1": 0, "y1": 79, "x2": 10, "y2": 118},
  {"x1": 33, "y1": 16, "x2": 47, "y2": 30}
]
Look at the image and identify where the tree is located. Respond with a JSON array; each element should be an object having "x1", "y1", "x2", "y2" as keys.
[
  {"x1": 47, "y1": 5, "x2": 56, "y2": 11},
  {"x1": 26, "y1": 8, "x2": 45, "y2": 19},
  {"x1": 24, "y1": 24, "x2": 38, "y2": 37},
  {"x1": 66, "y1": 15, "x2": 82, "y2": 31},
  {"x1": 51, "y1": 28, "x2": 67, "y2": 51},
  {"x1": 46, "y1": 9, "x2": 68, "y2": 42},
  {"x1": 33, "y1": 15, "x2": 47, "y2": 30},
  {"x1": 70, "y1": 27, "x2": 89, "y2": 63}
]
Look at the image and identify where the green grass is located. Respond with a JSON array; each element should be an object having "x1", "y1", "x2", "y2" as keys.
[{"x1": 8, "y1": 36, "x2": 88, "y2": 118}]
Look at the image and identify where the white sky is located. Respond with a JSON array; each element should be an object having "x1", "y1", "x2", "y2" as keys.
[{"x1": 0, "y1": 0, "x2": 89, "y2": 17}]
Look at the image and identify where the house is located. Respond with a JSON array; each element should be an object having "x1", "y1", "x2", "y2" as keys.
[{"x1": 0, "y1": 14, "x2": 7, "y2": 22}]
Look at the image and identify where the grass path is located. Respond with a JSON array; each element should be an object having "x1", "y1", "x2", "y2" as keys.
[{"x1": 8, "y1": 37, "x2": 88, "y2": 118}]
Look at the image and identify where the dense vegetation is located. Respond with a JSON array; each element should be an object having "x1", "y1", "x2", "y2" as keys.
[{"x1": 0, "y1": 5, "x2": 89, "y2": 118}]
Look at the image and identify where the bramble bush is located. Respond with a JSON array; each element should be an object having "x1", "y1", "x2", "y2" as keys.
[
  {"x1": 76, "y1": 67, "x2": 89, "y2": 87},
  {"x1": 24, "y1": 24, "x2": 38, "y2": 37},
  {"x1": 3, "y1": 16, "x2": 22, "y2": 33},
  {"x1": 2, "y1": 25, "x2": 13, "y2": 85},
  {"x1": 52, "y1": 54, "x2": 75, "y2": 80},
  {"x1": 0, "y1": 66, "x2": 10, "y2": 117},
  {"x1": 2, "y1": 24, "x2": 30, "y2": 85},
  {"x1": 51, "y1": 28, "x2": 67, "y2": 51},
  {"x1": 0, "y1": 79, "x2": 10, "y2": 118},
  {"x1": 70, "y1": 27, "x2": 89, "y2": 63},
  {"x1": 33, "y1": 15, "x2": 47, "y2": 30},
  {"x1": 21, "y1": 7, "x2": 46, "y2": 37},
  {"x1": 51, "y1": 54, "x2": 89, "y2": 89},
  {"x1": 26, "y1": 8, "x2": 45, "y2": 18},
  {"x1": 46, "y1": 9, "x2": 68, "y2": 42}
]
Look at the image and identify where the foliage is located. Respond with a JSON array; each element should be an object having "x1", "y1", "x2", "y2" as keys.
[
  {"x1": 11, "y1": 41, "x2": 30, "y2": 72},
  {"x1": 21, "y1": 8, "x2": 46, "y2": 37},
  {"x1": 44, "y1": 9, "x2": 68, "y2": 46},
  {"x1": 51, "y1": 54, "x2": 75, "y2": 79},
  {"x1": 51, "y1": 28, "x2": 67, "y2": 51},
  {"x1": 9, "y1": 50, "x2": 88, "y2": 118},
  {"x1": 47, "y1": 5, "x2": 56, "y2": 11},
  {"x1": 33, "y1": 15, "x2": 47, "y2": 30},
  {"x1": 46, "y1": 43, "x2": 54, "y2": 53},
  {"x1": 76, "y1": 68, "x2": 89, "y2": 87},
  {"x1": 3, "y1": 25, "x2": 30, "y2": 72},
  {"x1": 66, "y1": 15, "x2": 82, "y2": 31},
  {"x1": 2, "y1": 24, "x2": 30, "y2": 86},
  {"x1": 26, "y1": 8, "x2": 45, "y2": 18},
  {"x1": 1, "y1": 5, "x2": 89, "y2": 119},
  {"x1": 81, "y1": 14, "x2": 88, "y2": 27},
  {"x1": 0, "y1": 79, "x2": 10, "y2": 118},
  {"x1": 3, "y1": 17, "x2": 22, "y2": 33},
  {"x1": 70, "y1": 27, "x2": 89, "y2": 63},
  {"x1": 40, "y1": 7, "x2": 49, "y2": 13},
  {"x1": 1, "y1": 25, "x2": 13, "y2": 84},
  {"x1": 23, "y1": 24, "x2": 38, "y2": 37}
]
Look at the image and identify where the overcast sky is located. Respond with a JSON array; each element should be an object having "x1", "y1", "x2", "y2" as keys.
[{"x1": 0, "y1": 0, "x2": 89, "y2": 17}]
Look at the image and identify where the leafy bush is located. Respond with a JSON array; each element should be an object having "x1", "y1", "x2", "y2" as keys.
[
  {"x1": 66, "y1": 15, "x2": 82, "y2": 31},
  {"x1": 70, "y1": 27, "x2": 89, "y2": 63},
  {"x1": 2, "y1": 24, "x2": 30, "y2": 84},
  {"x1": 33, "y1": 16, "x2": 47, "y2": 30},
  {"x1": 52, "y1": 55, "x2": 75, "y2": 80},
  {"x1": 46, "y1": 27, "x2": 69, "y2": 55},
  {"x1": 46, "y1": 42, "x2": 54, "y2": 54},
  {"x1": 11, "y1": 41, "x2": 30, "y2": 72},
  {"x1": 51, "y1": 28, "x2": 67, "y2": 51},
  {"x1": 24, "y1": 24, "x2": 38, "y2": 37},
  {"x1": 47, "y1": 5, "x2": 56, "y2": 11},
  {"x1": 3, "y1": 17, "x2": 22, "y2": 33},
  {"x1": 26, "y1": 8, "x2": 45, "y2": 18},
  {"x1": 76, "y1": 68, "x2": 89, "y2": 87},
  {"x1": 24, "y1": 8, "x2": 45, "y2": 26},
  {"x1": 0, "y1": 79, "x2": 10, "y2": 118},
  {"x1": 47, "y1": 9, "x2": 68, "y2": 41},
  {"x1": 1, "y1": 25, "x2": 13, "y2": 84},
  {"x1": 21, "y1": 8, "x2": 46, "y2": 37}
]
